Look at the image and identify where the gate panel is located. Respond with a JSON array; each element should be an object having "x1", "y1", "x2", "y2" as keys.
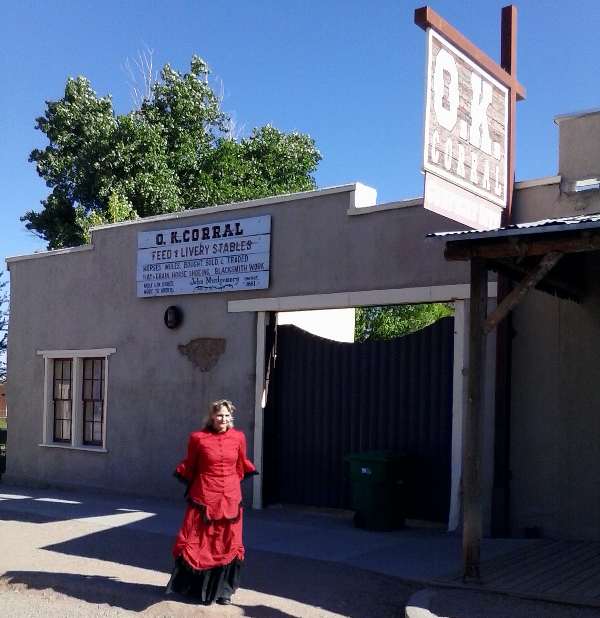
[{"x1": 263, "y1": 316, "x2": 454, "y2": 522}]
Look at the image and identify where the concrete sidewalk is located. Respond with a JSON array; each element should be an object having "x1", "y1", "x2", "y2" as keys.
[{"x1": 0, "y1": 483, "x2": 597, "y2": 617}]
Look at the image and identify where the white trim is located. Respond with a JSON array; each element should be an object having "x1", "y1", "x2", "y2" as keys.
[
  {"x1": 228, "y1": 283, "x2": 498, "y2": 313},
  {"x1": 38, "y1": 443, "x2": 108, "y2": 453},
  {"x1": 89, "y1": 183, "x2": 374, "y2": 233},
  {"x1": 514, "y1": 175, "x2": 561, "y2": 190},
  {"x1": 554, "y1": 108, "x2": 600, "y2": 124},
  {"x1": 448, "y1": 300, "x2": 467, "y2": 532},
  {"x1": 37, "y1": 348, "x2": 116, "y2": 359},
  {"x1": 39, "y1": 348, "x2": 115, "y2": 451},
  {"x1": 71, "y1": 358, "x2": 82, "y2": 447},
  {"x1": 102, "y1": 356, "x2": 109, "y2": 448},
  {"x1": 347, "y1": 197, "x2": 423, "y2": 216},
  {"x1": 6, "y1": 245, "x2": 93, "y2": 267},
  {"x1": 252, "y1": 312, "x2": 267, "y2": 509},
  {"x1": 42, "y1": 357, "x2": 51, "y2": 444}
]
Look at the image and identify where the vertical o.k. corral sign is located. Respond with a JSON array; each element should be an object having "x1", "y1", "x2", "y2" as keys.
[
  {"x1": 137, "y1": 215, "x2": 271, "y2": 297},
  {"x1": 423, "y1": 29, "x2": 508, "y2": 230}
]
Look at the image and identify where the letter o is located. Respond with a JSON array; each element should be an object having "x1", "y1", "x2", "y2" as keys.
[
  {"x1": 433, "y1": 49, "x2": 459, "y2": 131},
  {"x1": 156, "y1": 233, "x2": 164, "y2": 246}
]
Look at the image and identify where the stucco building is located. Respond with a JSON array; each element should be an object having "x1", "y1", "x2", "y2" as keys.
[{"x1": 6, "y1": 110, "x2": 600, "y2": 541}]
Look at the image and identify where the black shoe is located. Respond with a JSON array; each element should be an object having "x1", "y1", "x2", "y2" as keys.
[{"x1": 216, "y1": 597, "x2": 231, "y2": 605}]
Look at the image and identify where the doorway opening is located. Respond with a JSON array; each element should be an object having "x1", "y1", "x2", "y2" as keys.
[{"x1": 262, "y1": 304, "x2": 455, "y2": 524}]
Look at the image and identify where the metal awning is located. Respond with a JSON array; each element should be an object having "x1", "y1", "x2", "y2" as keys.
[{"x1": 429, "y1": 212, "x2": 600, "y2": 303}]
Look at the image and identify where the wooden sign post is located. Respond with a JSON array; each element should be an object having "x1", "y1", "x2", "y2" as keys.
[{"x1": 415, "y1": 5, "x2": 526, "y2": 581}]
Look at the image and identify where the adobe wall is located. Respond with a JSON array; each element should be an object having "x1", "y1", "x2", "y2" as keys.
[{"x1": 6, "y1": 187, "x2": 471, "y2": 500}]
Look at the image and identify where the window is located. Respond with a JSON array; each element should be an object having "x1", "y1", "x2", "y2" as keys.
[
  {"x1": 82, "y1": 358, "x2": 104, "y2": 446},
  {"x1": 38, "y1": 349, "x2": 115, "y2": 451},
  {"x1": 52, "y1": 359, "x2": 72, "y2": 443}
]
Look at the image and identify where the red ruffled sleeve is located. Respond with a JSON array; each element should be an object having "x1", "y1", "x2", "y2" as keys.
[
  {"x1": 237, "y1": 431, "x2": 257, "y2": 480},
  {"x1": 175, "y1": 434, "x2": 197, "y2": 482}
]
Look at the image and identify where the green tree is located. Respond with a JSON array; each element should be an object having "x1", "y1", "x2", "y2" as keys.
[
  {"x1": 0, "y1": 272, "x2": 8, "y2": 382},
  {"x1": 24, "y1": 56, "x2": 321, "y2": 249},
  {"x1": 354, "y1": 303, "x2": 454, "y2": 342}
]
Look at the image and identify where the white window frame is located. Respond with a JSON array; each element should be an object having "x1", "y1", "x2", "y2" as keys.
[{"x1": 37, "y1": 348, "x2": 116, "y2": 452}]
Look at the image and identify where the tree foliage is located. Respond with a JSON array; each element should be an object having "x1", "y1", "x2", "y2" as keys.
[
  {"x1": 0, "y1": 272, "x2": 8, "y2": 382},
  {"x1": 24, "y1": 56, "x2": 322, "y2": 248},
  {"x1": 354, "y1": 303, "x2": 454, "y2": 342}
]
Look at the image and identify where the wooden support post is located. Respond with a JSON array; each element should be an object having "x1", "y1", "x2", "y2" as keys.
[
  {"x1": 463, "y1": 258, "x2": 488, "y2": 581},
  {"x1": 484, "y1": 252, "x2": 562, "y2": 334}
]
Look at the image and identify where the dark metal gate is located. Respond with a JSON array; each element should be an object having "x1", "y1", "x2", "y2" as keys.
[{"x1": 263, "y1": 316, "x2": 454, "y2": 522}]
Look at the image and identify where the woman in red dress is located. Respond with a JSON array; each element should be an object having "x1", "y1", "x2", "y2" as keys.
[{"x1": 166, "y1": 399, "x2": 256, "y2": 605}]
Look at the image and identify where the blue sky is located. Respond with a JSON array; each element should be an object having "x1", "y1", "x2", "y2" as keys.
[{"x1": 1, "y1": 0, "x2": 599, "y2": 262}]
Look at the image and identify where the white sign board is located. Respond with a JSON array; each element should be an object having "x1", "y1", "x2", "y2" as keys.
[
  {"x1": 423, "y1": 29, "x2": 508, "y2": 229},
  {"x1": 136, "y1": 215, "x2": 271, "y2": 297}
]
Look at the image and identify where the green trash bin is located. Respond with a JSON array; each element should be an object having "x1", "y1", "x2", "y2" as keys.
[{"x1": 345, "y1": 451, "x2": 406, "y2": 531}]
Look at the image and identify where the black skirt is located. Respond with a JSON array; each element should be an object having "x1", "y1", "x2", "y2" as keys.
[{"x1": 166, "y1": 555, "x2": 242, "y2": 605}]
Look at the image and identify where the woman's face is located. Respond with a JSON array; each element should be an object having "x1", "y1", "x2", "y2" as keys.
[{"x1": 211, "y1": 406, "x2": 231, "y2": 433}]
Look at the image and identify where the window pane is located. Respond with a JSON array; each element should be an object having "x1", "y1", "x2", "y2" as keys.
[
  {"x1": 93, "y1": 359, "x2": 103, "y2": 379},
  {"x1": 83, "y1": 379, "x2": 92, "y2": 400},
  {"x1": 55, "y1": 400, "x2": 71, "y2": 421},
  {"x1": 92, "y1": 380, "x2": 102, "y2": 401},
  {"x1": 58, "y1": 381, "x2": 71, "y2": 400},
  {"x1": 84, "y1": 422, "x2": 92, "y2": 443},
  {"x1": 93, "y1": 424, "x2": 102, "y2": 443},
  {"x1": 63, "y1": 420, "x2": 71, "y2": 440},
  {"x1": 93, "y1": 401, "x2": 103, "y2": 421},
  {"x1": 84, "y1": 360, "x2": 93, "y2": 379},
  {"x1": 63, "y1": 360, "x2": 71, "y2": 379}
]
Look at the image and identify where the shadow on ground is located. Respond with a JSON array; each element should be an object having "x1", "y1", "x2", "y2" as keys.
[
  {"x1": 2, "y1": 571, "x2": 167, "y2": 613},
  {"x1": 2, "y1": 496, "x2": 417, "y2": 617}
]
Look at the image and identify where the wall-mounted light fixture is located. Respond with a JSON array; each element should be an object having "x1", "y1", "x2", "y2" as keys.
[{"x1": 164, "y1": 306, "x2": 183, "y2": 329}]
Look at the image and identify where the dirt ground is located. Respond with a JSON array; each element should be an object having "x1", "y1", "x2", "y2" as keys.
[{"x1": 0, "y1": 500, "x2": 417, "y2": 617}]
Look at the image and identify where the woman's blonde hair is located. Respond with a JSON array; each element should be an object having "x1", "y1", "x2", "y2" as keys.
[{"x1": 203, "y1": 399, "x2": 236, "y2": 430}]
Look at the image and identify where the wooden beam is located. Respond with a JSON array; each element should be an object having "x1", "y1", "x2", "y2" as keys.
[
  {"x1": 489, "y1": 257, "x2": 583, "y2": 302},
  {"x1": 492, "y1": 6, "x2": 518, "y2": 536},
  {"x1": 414, "y1": 6, "x2": 526, "y2": 100},
  {"x1": 463, "y1": 258, "x2": 488, "y2": 582},
  {"x1": 445, "y1": 232, "x2": 600, "y2": 261},
  {"x1": 501, "y1": 5, "x2": 518, "y2": 222},
  {"x1": 484, "y1": 253, "x2": 563, "y2": 334}
]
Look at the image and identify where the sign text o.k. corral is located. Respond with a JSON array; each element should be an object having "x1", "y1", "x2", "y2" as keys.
[
  {"x1": 423, "y1": 29, "x2": 508, "y2": 229},
  {"x1": 136, "y1": 215, "x2": 271, "y2": 297}
]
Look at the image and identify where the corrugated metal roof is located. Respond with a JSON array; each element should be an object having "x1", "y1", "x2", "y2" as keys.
[{"x1": 429, "y1": 212, "x2": 600, "y2": 241}]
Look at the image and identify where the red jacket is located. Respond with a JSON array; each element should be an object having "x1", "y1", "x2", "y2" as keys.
[{"x1": 175, "y1": 428, "x2": 256, "y2": 520}]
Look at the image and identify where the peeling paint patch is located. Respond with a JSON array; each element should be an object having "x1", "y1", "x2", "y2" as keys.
[{"x1": 178, "y1": 338, "x2": 226, "y2": 372}]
